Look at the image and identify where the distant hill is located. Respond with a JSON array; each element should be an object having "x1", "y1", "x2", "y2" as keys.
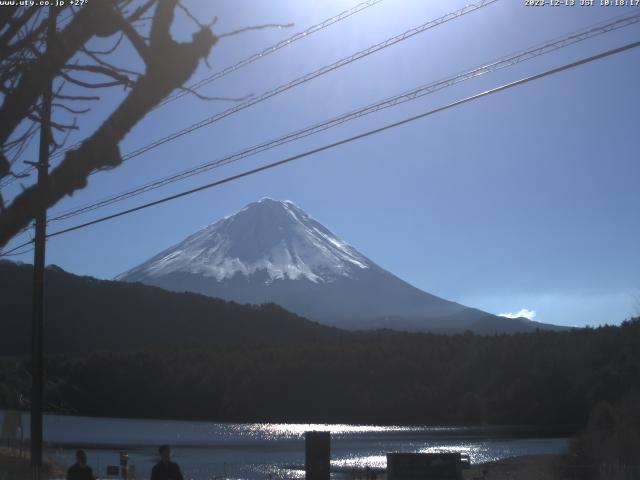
[
  {"x1": 117, "y1": 198, "x2": 564, "y2": 334},
  {"x1": 0, "y1": 260, "x2": 338, "y2": 355}
]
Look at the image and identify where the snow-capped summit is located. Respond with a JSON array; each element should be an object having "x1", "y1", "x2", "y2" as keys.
[
  {"x1": 117, "y1": 198, "x2": 371, "y2": 284},
  {"x1": 118, "y1": 199, "x2": 555, "y2": 333}
]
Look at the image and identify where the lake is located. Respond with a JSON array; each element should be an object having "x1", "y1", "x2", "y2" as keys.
[{"x1": 1, "y1": 411, "x2": 569, "y2": 479}]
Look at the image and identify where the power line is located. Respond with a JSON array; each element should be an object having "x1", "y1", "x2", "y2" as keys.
[
  {"x1": 46, "y1": 11, "x2": 640, "y2": 223},
  {"x1": 46, "y1": 0, "x2": 498, "y2": 169},
  {"x1": 160, "y1": 0, "x2": 386, "y2": 107},
  {"x1": 42, "y1": 0, "x2": 500, "y2": 219},
  {"x1": 4, "y1": 0, "x2": 498, "y2": 193},
  {"x1": 0, "y1": 240, "x2": 34, "y2": 257},
  {"x1": 0, "y1": 0, "x2": 386, "y2": 189},
  {"x1": 119, "y1": 0, "x2": 499, "y2": 162},
  {"x1": 0, "y1": 246, "x2": 34, "y2": 257},
  {"x1": 33, "y1": 40, "x2": 640, "y2": 243},
  {"x1": 4, "y1": 38, "x2": 637, "y2": 258}
]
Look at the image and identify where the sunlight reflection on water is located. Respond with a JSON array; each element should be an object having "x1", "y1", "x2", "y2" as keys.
[
  {"x1": 0, "y1": 411, "x2": 568, "y2": 480},
  {"x1": 234, "y1": 422, "x2": 424, "y2": 440}
]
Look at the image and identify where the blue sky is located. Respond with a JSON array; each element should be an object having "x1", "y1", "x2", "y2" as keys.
[{"x1": 3, "y1": 0, "x2": 639, "y2": 327}]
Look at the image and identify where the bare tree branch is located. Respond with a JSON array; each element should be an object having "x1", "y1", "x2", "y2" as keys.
[
  {"x1": 0, "y1": 0, "x2": 218, "y2": 247},
  {"x1": 81, "y1": 32, "x2": 125, "y2": 56},
  {"x1": 0, "y1": 0, "x2": 121, "y2": 153},
  {"x1": 53, "y1": 93, "x2": 100, "y2": 102},
  {"x1": 118, "y1": 14, "x2": 150, "y2": 61},
  {"x1": 80, "y1": 46, "x2": 142, "y2": 77},
  {"x1": 27, "y1": 113, "x2": 78, "y2": 132},
  {"x1": 0, "y1": 7, "x2": 38, "y2": 49},
  {"x1": 60, "y1": 71, "x2": 127, "y2": 89},
  {"x1": 177, "y1": 2, "x2": 216, "y2": 30},
  {"x1": 0, "y1": 6, "x2": 19, "y2": 32},
  {"x1": 63, "y1": 64, "x2": 136, "y2": 87},
  {"x1": 125, "y1": 0, "x2": 157, "y2": 23},
  {"x1": 0, "y1": 17, "x2": 46, "y2": 61},
  {"x1": 51, "y1": 124, "x2": 76, "y2": 152},
  {"x1": 52, "y1": 103, "x2": 91, "y2": 115}
]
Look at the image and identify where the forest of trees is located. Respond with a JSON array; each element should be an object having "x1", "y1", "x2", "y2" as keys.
[
  {"x1": 564, "y1": 392, "x2": 640, "y2": 479},
  {"x1": 0, "y1": 260, "x2": 339, "y2": 354},
  {"x1": 1, "y1": 317, "x2": 638, "y2": 428}
]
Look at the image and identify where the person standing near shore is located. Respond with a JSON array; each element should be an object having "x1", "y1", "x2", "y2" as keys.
[
  {"x1": 66, "y1": 449, "x2": 95, "y2": 480},
  {"x1": 151, "y1": 445, "x2": 184, "y2": 480}
]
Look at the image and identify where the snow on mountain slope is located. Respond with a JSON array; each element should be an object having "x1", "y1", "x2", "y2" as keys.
[
  {"x1": 117, "y1": 198, "x2": 559, "y2": 333},
  {"x1": 117, "y1": 199, "x2": 371, "y2": 284}
]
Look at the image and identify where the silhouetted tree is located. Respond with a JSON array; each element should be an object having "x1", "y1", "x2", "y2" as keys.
[{"x1": 0, "y1": 1, "x2": 225, "y2": 247}]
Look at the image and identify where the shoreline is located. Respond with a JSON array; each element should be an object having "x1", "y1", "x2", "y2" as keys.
[
  {"x1": 0, "y1": 449, "x2": 565, "y2": 480},
  {"x1": 0, "y1": 408, "x2": 579, "y2": 436}
]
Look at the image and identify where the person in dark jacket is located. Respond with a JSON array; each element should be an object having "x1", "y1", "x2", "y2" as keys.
[
  {"x1": 66, "y1": 449, "x2": 95, "y2": 480},
  {"x1": 150, "y1": 444, "x2": 184, "y2": 480}
]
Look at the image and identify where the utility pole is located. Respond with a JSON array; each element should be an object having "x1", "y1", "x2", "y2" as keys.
[{"x1": 29, "y1": 6, "x2": 55, "y2": 480}]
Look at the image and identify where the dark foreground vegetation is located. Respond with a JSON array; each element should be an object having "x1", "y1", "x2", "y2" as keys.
[
  {"x1": 562, "y1": 393, "x2": 640, "y2": 480},
  {"x1": 1, "y1": 318, "x2": 638, "y2": 427},
  {"x1": 0, "y1": 261, "x2": 338, "y2": 355}
]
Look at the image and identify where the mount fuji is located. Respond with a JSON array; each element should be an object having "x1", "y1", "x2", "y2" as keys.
[{"x1": 117, "y1": 198, "x2": 558, "y2": 333}]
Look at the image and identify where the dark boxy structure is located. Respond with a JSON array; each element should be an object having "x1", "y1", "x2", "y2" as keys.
[
  {"x1": 305, "y1": 431, "x2": 331, "y2": 480},
  {"x1": 387, "y1": 452, "x2": 465, "y2": 480}
]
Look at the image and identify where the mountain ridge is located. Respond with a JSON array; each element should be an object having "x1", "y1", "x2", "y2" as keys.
[
  {"x1": 0, "y1": 260, "x2": 339, "y2": 355},
  {"x1": 117, "y1": 198, "x2": 371, "y2": 285},
  {"x1": 117, "y1": 198, "x2": 564, "y2": 334}
]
